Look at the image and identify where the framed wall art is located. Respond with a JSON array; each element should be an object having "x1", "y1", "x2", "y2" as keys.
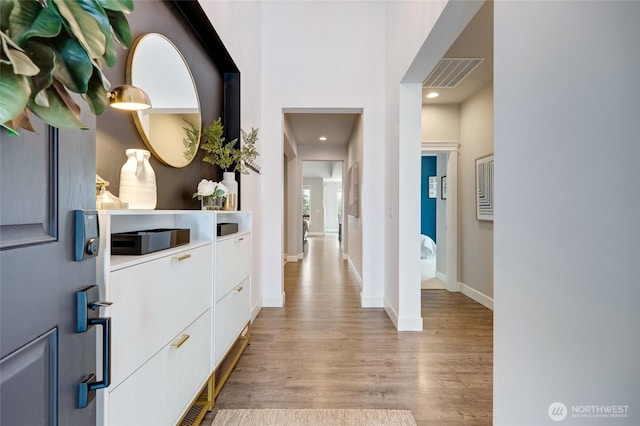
[
  {"x1": 476, "y1": 154, "x2": 494, "y2": 221},
  {"x1": 428, "y1": 176, "x2": 437, "y2": 199}
]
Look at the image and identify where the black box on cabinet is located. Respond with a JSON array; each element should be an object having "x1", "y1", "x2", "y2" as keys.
[
  {"x1": 111, "y1": 228, "x2": 190, "y2": 255},
  {"x1": 217, "y1": 223, "x2": 238, "y2": 236}
]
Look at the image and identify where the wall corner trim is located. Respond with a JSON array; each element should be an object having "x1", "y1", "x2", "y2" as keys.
[{"x1": 421, "y1": 141, "x2": 460, "y2": 152}]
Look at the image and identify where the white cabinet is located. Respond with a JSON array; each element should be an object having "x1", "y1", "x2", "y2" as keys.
[{"x1": 96, "y1": 210, "x2": 253, "y2": 425}]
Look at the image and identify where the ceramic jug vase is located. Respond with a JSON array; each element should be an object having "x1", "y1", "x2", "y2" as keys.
[
  {"x1": 119, "y1": 149, "x2": 157, "y2": 209},
  {"x1": 222, "y1": 172, "x2": 238, "y2": 211}
]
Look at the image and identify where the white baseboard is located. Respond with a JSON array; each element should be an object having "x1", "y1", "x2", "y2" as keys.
[
  {"x1": 298, "y1": 252, "x2": 304, "y2": 260},
  {"x1": 286, "y1": 255, "x2": 299, "y2": 263},
  {"x1": 345, "y1": 254, "x2": 362, "y2": 289},
  {"x1": 459, "y1": 282, "x2": 494, "y2": 310},
  {"x1": 397, "y1": 316, "x2": 423, "y2": 331},
  {"x1": 308, "y1": 232, "x2": 323, "y2": 236},
  {"x1": 361, "y1": 292, "x2": 383, "y2": 308},
  {"x1": 384, "y1": 300, "x2": 422, "y2": 330},
  {"x1": 436, "y1": 271, "x2": 446, "y2": 282},
  {"x1": 262, "y1": 292, "x2": 285, "y2": 307},
  {"x1": 384, "y1": 301, "x2": 399, "y2": 329},
  {"x1": 251, "y1": 302, "x2": 262, "y2": 322}
]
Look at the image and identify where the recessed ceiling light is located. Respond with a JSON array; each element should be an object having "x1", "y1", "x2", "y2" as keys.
[
  {"x1": 319, "y1": 136, "x2": 327, "y2": 141},
  {"x1": 426, "y1": 92, "x2": 439, "y2": 99}
]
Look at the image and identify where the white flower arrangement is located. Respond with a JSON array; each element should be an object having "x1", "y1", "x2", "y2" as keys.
[{"x1": 193, "y1": 179, "x2": 228, "y2": 200}]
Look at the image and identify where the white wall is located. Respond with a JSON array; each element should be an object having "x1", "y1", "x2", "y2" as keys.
[
  {"x1": 422, "y1": 104, "x2": 461, "y2": 141},
  {"x1": 261, "y1": 1, "x2": 387, "y2": 308},
  {"x1": 324, "y1": 181, "x2": 341, "y2": 233},
  {"x1": 459, "y1": 82, "x2": 493, "y2": 299},
  {"x1": 347, "y1": 116, "x2": 364, "y2": 285},
  {"x1": 494, "y1": 2, "x2": 640, "y2": 425},
  {"x1": 385, "y1": 0, "x2": 450, "y2": 330},
  {"x1": 199, "y1": 0, "x2": 263, "y2": 316}
]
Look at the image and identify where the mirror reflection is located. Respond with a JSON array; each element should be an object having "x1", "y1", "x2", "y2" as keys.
[{"x1": 127, "y1": 33, "x2": 201, "y2": 168}]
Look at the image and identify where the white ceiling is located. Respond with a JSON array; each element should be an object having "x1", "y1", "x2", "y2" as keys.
[
  {"x1": 284, "y1": 2, "x2": 492, "y2": 146},
  {"x1": 285, "y1": 112, "x2": 359, "y2": 147}
]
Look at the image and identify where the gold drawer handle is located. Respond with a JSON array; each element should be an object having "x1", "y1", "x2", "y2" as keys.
[
  {"x1": 171, "y1": 334, "x2": 190, "y2": 349},
  {"x1": 233, "y1": 285, "x2": 244, "y2": 294},
  {"x1": 236, "y1": 237, "x2": 244, "y2": 242},
  {"x1": 172, "y1": 254, "x2": 191, "y2": 262}
]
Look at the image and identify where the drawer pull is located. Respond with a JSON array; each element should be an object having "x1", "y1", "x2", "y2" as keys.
[
  {"x1": 236, "y1": 237, "x2": 244, "y2": 242},
  {"x1": 172, "y1": 254, "x2": 191, "y2": 262},
  {"x1": 171, "y1": 334, "x2": 190, "y2": 349},
  {"x1": 233, "y1": 285, "x2": 244, "y2": 294}
]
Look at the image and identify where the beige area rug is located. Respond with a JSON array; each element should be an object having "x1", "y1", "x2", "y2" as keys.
[{"x1": 210, "y1": 409, "x2": 417, "y2": 426}]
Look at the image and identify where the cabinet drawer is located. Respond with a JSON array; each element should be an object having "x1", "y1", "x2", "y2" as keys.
[
  {"x1": 167, "y1": 309, "x2": 212, "y2": 425},
  {"x1": 214, "y1": 278, "x2": 250, "y2": 367},
  {"x1": 215, "y1": 233, "x2": 251, "y2": 301},
  {"x1": 107, "y1": 310, "x2": 212, "y2": 426},
  {"x1": 108, "y1": 244, "x2": 212, "y2": 388}
]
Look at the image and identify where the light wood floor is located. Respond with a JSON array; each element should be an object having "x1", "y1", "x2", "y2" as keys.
[{"x1": 204, "y1": 235, "x2": 493, "y2": 425}]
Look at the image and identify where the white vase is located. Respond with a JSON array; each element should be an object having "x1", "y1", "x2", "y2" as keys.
[
  {"x1": 221, "y1": 171, "x2": 238, "y2": 211},
  {"x1": 119, "y1": 149, "x2": 157, "y2": 209}
]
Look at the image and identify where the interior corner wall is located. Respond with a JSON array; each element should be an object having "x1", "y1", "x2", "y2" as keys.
[
  {"x1": 459, "y1": 82, "x2": 493, "y2": 299},
  {"x1": 494, "y1": 2, "x2": 640, "y2": 424}
]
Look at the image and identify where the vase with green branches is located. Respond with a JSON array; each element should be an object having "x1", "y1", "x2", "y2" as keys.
[{"x1": 198, "y1": 118, "x2": 260, "y2": 210}]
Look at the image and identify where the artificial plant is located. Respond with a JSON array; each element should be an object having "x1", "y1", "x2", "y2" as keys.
[{"x1": 0, "y1": 0, "x2": 134, "y2": 135}]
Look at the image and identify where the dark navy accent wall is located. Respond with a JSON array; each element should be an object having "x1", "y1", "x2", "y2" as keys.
[{"x1": 421, "y1": 156, "x2": 437, "y2": 242}]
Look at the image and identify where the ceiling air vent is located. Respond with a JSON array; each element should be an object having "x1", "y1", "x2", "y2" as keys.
[{"x1": 423, "y1": 58, "x2": 484, "y2": 88}]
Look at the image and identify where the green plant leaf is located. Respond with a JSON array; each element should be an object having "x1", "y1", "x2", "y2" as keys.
[
  {"x1": 25, "y1": 41, "x2": 55, "y2": 104},
  {"x1": 54, "y1": 37, "x2": 92, "y2": 93},
  {"x1": 7, "y1": 0, "x2": 42, "y2": 47},
  {"x1": 52, "y1": 0, "x2": 106, "y2": 60},
  {"x1": 1, "y1": 1, "x2": 15, "y2": 33},
  {"x1": 1, "y1": 123, "x2": 21, "y2": 136},
  {"x1": 97, "y1": 0, "x2": 133, "y2": 13},
  {"x1": 84, "y1": 67, "x2": 107, "y2": 115},
  {"x1": 1, "y1": 32, "x2": 40, "y2": 76},
  {"x1": 0, "y1": 63, "x2": 31, "y2": 124},
  {"x1": 16, "y1": 6, "x2": 62, "y2": 46},
  {"x1": 105, "y1": 10, "x2": 130, "y2": 47},
  {"x1": 76, "y1": 0, "x2": 116, "y2": 66},
  {"x1": 28, "y1": 85, "x2": 87, "y2": 129}
]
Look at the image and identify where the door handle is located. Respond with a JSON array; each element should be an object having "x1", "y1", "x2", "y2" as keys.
[{"x1": 76, "y1": 285, "x2": 112, "y2": 408}]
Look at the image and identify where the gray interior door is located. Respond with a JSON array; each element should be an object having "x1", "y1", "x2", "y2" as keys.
[{"x1": 0, "y1": 113, "x2": 97, "y2": 426}]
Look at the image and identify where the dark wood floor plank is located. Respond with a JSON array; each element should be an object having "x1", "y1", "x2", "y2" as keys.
[{"x1": 205, "y1": 235, "x2": 493, "y2": 425}]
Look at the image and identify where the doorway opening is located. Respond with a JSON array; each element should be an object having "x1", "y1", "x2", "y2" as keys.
[{"x1": 301, "y1": 160, "x2": 343, "y2": 255}]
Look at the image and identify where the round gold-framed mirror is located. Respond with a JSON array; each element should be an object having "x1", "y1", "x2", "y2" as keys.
[{"x1": 127, "y1": 33, "x2": 201, "y2": 168}]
